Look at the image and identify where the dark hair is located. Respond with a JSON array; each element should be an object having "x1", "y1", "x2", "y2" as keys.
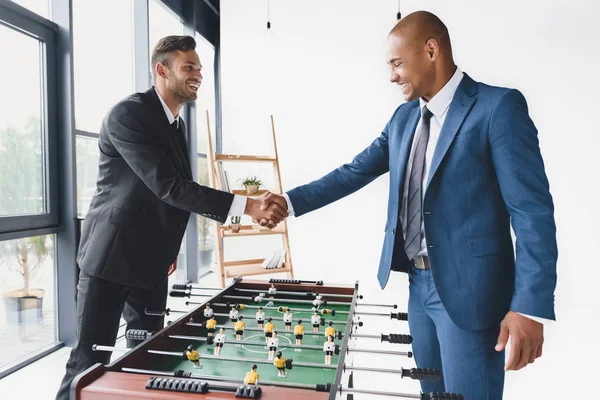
[
  {"x1": 298, "y1": 319, "x2": 302, "y2": 324},
  {"x1": 276, "y1": 351, "x2": 282, "y2": 358},
  {"x1": 328, "y1": 321, "x2": 333, "y2": 326},
  {"x1": 150, "y1": 35, "x2": 196, "y2": 81},
  {"x1": 239, "y1": 316, "x2": 244, "y2": 320},
  {"x1": 252, "y1": 364, "x2": 257, "y2": 370}
]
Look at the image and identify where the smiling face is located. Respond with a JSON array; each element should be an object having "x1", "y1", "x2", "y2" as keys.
[
  {"x1": 386, "y1": 33, "x2": 437, "y2": 102},
  {"x1": 161, "y1": 50, "x2": 202, "y2": 104}
]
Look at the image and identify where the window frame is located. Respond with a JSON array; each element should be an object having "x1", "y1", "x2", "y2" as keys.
[{"x1": 0, "y1": 1, "x2": 60, "y2": 239}]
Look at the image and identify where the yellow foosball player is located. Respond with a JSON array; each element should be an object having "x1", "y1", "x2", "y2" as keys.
[
  {"x1": 205, "y1": 316, "x2": 217, "y2": 337},
  {"x1": 320, "y1": 308, "x2": 335, "y2": 316},
  {"x1": 244, "y1": 364, "x2": 259, "y2": 385},
  {"x1": 234, "y1": 316, "x2": 246, "y2": 342},
  {"x1": 273, "y1": 351, "x2": 287, "y2": 378},
  {"x1": 263, "y1": 317, "x2": 274, "y2": 344},
  {"x1": 184, "y1": 344, "x2": 201, "y2": 369},
  {"x1": 294, "y1": 320, "x2": 304, "y2": 348},
  {"x1": 324, "y1": 321, "x2": 336, "y2": 338}
]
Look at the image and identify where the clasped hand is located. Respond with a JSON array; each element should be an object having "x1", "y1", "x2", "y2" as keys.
[{"x1": 245, "y1": 192, "x2": 289, "y2": 229}]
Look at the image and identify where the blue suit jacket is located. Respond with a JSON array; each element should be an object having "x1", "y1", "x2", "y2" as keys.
[{"x1": 287, "y1": 73, "x2": 557, "y2": 331}]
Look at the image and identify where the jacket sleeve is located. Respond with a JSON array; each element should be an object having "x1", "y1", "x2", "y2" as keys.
[
  {"x1": 287, "y1": 106, "x2": 402, "y2": 217},
  {"x1": 489, "y1": 89, "x2": 558, "y2": 320},
  {"x1": 106, "y1": 99, "x2": 234, "y2": 224}
]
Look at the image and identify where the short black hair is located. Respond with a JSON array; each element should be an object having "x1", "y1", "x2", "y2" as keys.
[
  {"x1": 252, "y1": 364, "x2": 257, "y2": 370},
  {"x1": 150, "y1": 35, "x2": 196, "y2": 81}
]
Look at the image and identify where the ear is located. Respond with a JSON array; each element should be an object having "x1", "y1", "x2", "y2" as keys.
[
  {"x1": 156, "y1": 63, "x2": 168, "y2": 79},
  {"x1": 425, "y1": 38, "x2": 439, "y2": 61}
]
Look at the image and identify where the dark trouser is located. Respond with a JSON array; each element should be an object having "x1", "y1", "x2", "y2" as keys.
[{"x1": 55, "y1": 270, "x2": 167, "y2": 400}]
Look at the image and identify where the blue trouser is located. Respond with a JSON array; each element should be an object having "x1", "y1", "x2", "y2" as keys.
[{"x1": 408, "y1": 265, "x2": 505, "y2": 400}]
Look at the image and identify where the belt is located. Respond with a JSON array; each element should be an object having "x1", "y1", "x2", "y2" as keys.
[{"x1": 413, "y1": 256, "x2": 430, "y2": 270}]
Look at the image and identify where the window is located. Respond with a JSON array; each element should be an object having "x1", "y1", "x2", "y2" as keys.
[
  {"x1": 75, "y1": 136, "x2": 100, "y2": 218},
  {"x1": 0, "y1": 234, "x2": 56, "y2": 371},
  {"x1": 73, "y1": 0, "x2": 134, "y2": 133},
  {"x1": 149, "y1": 0, "x2": 183, "y2": 54},
  {"x1": 195, "y1": 33, "x2": 216, "y2": 154},
  {"x1": 0, "y1": 24, "x2": 45, "y2": 217},
  {"x1": 197, "y1": 157, "x2": 214, "y2": 268}
]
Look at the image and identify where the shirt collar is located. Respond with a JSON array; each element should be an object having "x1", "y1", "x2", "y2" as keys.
[
  {"x1": 154, "y1": 86, "x2": 179, "y2": 128},
  {"x1": 419, "y1": 66, "x2": 464, "y2": 118}
]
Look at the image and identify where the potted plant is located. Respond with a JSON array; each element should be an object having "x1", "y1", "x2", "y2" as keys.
[
  {"x1": 239, "y1": 176, "x2": 262, "y2": 195},
  {"x1": 198, "y1": 217, "x2": 214, "y2": 266},
  {"x1": 230, "y1": 216, "x2": 242, "y2": 233},
  {"x1": 1, "y1": 236, "x2": 49, "y2": 324}
]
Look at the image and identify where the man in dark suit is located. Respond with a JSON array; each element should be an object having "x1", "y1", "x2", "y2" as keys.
[
  {"x1": 55, "y1": 35, "x2": 287, "y2": 400},
  {"x1": 259, "y1": 12, "x2": 557, "y2": 399}
]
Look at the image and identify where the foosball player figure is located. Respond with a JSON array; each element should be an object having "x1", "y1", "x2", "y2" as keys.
[
  {"x1": 283, "y1": 309, "x2": 293, "y2": 330},
  {"x1": 311, "y1": 309, "x2": 321, "y2": 333},
  {"x1": 229, "y1": 305, "x2": 239, "y2": 327},
  {"x1": 264, "y1": 317, "x2": 274, "y2": 345},
  {"x1": 273, "y1": 351, "x2": 287, "y2": 378},
  {"x1": 267, "y1": 330, "x2": 279, "y2": 360},
  {"x1": 256, "y1": 306, "x2": 265, "y2": 328},
  {"x1": 294, "y1": 320, "x2": 304, "y2": 349},
  {"x1": 312, "y1": 294, "x2": 324, "y2": 307},
  {"x1": 244, "y1": 364, "x2": 260, "y2": 385},
  {"x1": 205, "y1": 315, "x2": 217, "y2": 337},
  {"x1": 235, "y1": 316, "x2": 246, "y2": 343},
  {"x1": 323, "y1": 335, "x2": 335, "y2": 365},
  {"x1": 254, "y1": 293, "x2": 265, "y2": 304},
  {"x1": 324, "y1": 321, "x2": 336, "y2": 338},
  {"x1": 185, "y1": 344, "x2": 201, "y2": 369},
  {"x1": 267, "y1": 283, "x2": 276, "y2": 306},
  {"x1": 203, "y1": 303, "x2": 214, "y2": 318},
  {"x1": 214, "y1": 328, "x2": 226, "y2": 356}
]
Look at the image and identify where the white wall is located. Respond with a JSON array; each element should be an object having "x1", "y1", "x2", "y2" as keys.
[{"x1": 220, "y1": 1, "x2": 600, "y2": 398}]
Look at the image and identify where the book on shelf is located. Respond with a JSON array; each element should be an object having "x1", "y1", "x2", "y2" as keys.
[{"x1": 261, "y1": 249, "x2": 286, "y2": 269}]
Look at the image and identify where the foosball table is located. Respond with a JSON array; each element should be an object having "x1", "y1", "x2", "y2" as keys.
[{"x1": 71, "y1": 277, "x2": 464, "y2": 399}]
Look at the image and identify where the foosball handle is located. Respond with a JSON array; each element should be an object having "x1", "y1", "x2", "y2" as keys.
[
  {"x1": 337, "y1": 331, "x2": 344, "y2": 340},
  {"x1": 402, "y1": 368, "x2": 442, "y2": 381},
  {"x1": 172, "y1": 283, "x2": 191, "y2": 290},
  {"x1": 391, "y1": 312, "x2": 408, "y2": 321},
  {"x1": 126, "y1": 329, "x2": 152, "y2": 341},
  {"x1": 380, "y1": 333, "x2": 413, "y2": 344},
  {"x1": 421, "y1": 393, "x2": 464, "y2": 400},
  {"x1": 169, "y1": 290, "x2": 190, "y2": 298},
  {"x1": 145, "y1": 308, "x2": 170, "y2": 317}
]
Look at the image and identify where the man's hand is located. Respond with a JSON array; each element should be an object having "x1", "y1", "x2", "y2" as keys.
[
  {"x1": 495, "y1": 311, "x2": 544, "y2": 371},
  {"x1": 252, "y1": 192, "x2": 288, "y2": 229},
  {"x1": 245, "y1": 191, "x2": 288, "y2": 228},
  {"x1": 168, "y1": 257, "x2": 178, "y2": 277}
]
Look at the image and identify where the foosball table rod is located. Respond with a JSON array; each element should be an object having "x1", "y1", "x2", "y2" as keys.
[
  {"x1": 346, "y1": 347, "x2": 413, "y2": 358},
  {"x1": 234, "y1": 287, "x2": 354, "y2": 299},
  {"x1": 223, "y1": 294, "x2": 350, "y2": 306},
  {"x1": 121, "y1": 367, "x2": 333, "y2": 393},
  {"x1": 333, "y1": 309, "x2": 408, "y2": 320},
  {"x1": 168, "y1": 334, "x2": 342, "y2": 354},
  {"x1": 343, "y1": 364, "x2": 441, "y2": 380},
  {"x1": 338, "y1": 331, "x2": 413, "y2": 344},
  {"x1": 339, "y1": 387, "x2": 464, "y2": 400}
]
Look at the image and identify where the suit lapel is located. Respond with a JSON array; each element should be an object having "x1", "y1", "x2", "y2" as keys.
[
  {"x1": 425, "y1": 75, "x2": 478, "y2": 190},
  {"x1": 396, "y1": 106, "x2": 421, "y2": 196}
]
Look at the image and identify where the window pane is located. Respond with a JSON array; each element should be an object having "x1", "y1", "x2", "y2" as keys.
[
  {"x1": 10, "y1": 0, "x2": 50, "y2": 19},
  {"x1": 76, "y1": 136, "x2": 100, "y2": 218},
  {"x1": 0, "y1": 24, "x2": 45, "y2": 217},
  {"x1": 149, "y1": 0, "x2": 183, "y2": 55},
  {"x1": 73, "y1": 0, "x2": 134, "y2": 133},
  {"x1": 0, "y1": 234, "x2": 57, "y2": 371},
  {"x1": 197, "y1": 157, "x2": 214, "y2": 267},
  {"x1": 195, "y1": 34, "x2": 216, "y2": 154}
]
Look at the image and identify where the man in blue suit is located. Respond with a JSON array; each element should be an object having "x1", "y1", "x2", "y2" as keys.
[{"x1": 259, "y1": 10, "x2": 557, "y2": 400}]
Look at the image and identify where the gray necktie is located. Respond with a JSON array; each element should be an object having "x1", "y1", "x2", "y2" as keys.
[{"x1": 404, "y1": 106, "x2": 433, "y2": 261}]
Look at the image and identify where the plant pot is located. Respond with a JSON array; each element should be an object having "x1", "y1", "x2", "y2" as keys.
[
  {"x1": 2, "y1": 288, "x2": 45, "y2": 324},
  {"x1": 230, "y1": 223, "x2": 241, "y2": 233},
  {"x1": 199, "y1": 249, "x2": 214, "y2": 266},
  {"x1": 244, "y1": 185, "x2": 259, "y2": 195}
]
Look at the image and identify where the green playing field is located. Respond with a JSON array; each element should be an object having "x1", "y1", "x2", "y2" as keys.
[{"x1": 161, "y1": 298, "x2": 352, "y2": 385}]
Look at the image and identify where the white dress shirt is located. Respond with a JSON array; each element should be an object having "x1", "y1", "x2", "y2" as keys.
[{"x1": 154, "y1": 87, "x2": 246, "y2": 217}]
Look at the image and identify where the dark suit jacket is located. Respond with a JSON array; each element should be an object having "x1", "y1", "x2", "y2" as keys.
[
  {"x1": 287, "y1": 73, "x2": 557, "y2": 331},
  {"x1": 77, "y1": 87, "x2": 233, "y2": 288}
]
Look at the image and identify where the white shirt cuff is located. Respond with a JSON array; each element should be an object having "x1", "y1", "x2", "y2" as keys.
[
  {"x1": 227, "y1": 195, "x2": 247, "y2": 217},
  {"x1": 517, "y1": 312, "x2": 552, "y2": 325},
  {"x1": 282, "y1": 193, "x2": 295, "y2": 217}
]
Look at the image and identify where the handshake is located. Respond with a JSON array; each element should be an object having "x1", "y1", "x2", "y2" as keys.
[{"x1": 244, "y1": 191, "x2": 289, "y2": 229}]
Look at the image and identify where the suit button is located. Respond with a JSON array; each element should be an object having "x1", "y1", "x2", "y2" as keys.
[
  {"x1": 424, "y1": 211, "x2": 432, "y2": 215},
  {"x1": 428, "y1": 244, "x2": 437, "y2": 248},
  {"x1": 392, "y1": 228, "x2": 396, "y2": 235}
]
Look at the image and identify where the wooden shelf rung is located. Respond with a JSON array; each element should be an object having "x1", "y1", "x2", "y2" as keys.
[{"x1": 214, "y1": 155, "x2": 277, "y2": 162}]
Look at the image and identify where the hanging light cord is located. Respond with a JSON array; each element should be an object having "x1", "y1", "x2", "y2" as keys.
[
  {"x1": 267, "y1": 0, "x2": 271, "y2": 29},
  {"x1": 397, "y1": 0, "x2": 401, "y2": 20}
]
